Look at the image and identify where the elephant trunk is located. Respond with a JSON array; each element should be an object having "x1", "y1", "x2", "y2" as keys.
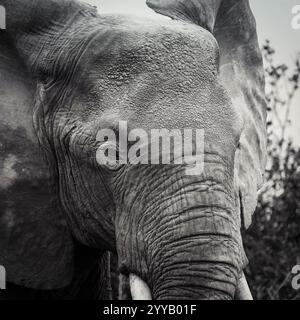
[
  {"x1": 155, "y1": 204, "x2": 245, "y2": 299},
  {"x1": 150, "y1": 240, "x2": 239, "y2": 299},
  {"x1": 129, "y1": 272, "x2": 252, "y2": 300},
  {"x1": 118, "y1": 202, "x2": 246, "y2": 300}
]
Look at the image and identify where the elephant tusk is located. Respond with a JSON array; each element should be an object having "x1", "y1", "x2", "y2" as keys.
[
  {"x1": 235, "y1": 272, "x2": 253, "y2": 300},
  {"x1": 129, "y1": 274, "x2": 152, "y2": 300}
]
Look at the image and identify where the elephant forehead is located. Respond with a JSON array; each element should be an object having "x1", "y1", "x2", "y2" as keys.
[
  {"x1": 82, "y1": 16, "x2": 219, "y2": 81},
  {"x1": 64, "y1": 16, "x2": 243, "y2": 157},
  {"x1": 76, "y1": 18, "x2": 231, "y2": 115}
]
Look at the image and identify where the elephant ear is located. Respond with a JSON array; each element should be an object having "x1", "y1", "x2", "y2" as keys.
[
  {"x1": 214, "y1": 0, "x2": 267, "y2": 229},
  {"x1": 146, "y1": 0, "x2": 222, "y2": 32},
  {"x1": 0, "y1": 33, "x2": 74, "y2": 289},
  {"x1": 146, "y1": 0, "x2": 267, "y2": 229}
]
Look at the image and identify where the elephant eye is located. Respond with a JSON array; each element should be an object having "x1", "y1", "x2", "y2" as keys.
[{"x1": 96, "y1": 141, "x2": 125, "y2": 171}]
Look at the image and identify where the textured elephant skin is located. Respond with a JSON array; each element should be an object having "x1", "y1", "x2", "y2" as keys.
[
  {"x1": 0, "y1": 0, "x2": 266, "y2": 299},
  {"x1": 146, "y1": 0, "x2": 267, "y2": 230}
]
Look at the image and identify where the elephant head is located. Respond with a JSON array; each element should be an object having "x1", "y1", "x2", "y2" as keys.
[{"x1": 0, "y1": 0, "x2": 266, "y2": 300}]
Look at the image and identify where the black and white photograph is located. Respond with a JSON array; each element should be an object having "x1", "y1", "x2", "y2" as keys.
[{"x1": 0, "y1": 0, "x2": 300, "y2": 305}]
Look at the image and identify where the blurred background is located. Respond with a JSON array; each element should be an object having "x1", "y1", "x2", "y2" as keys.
[{"x1": 84, "y1": 0, "x2": 300, "y2": 300}]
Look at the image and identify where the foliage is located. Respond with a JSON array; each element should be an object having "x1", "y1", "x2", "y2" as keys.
[{"x1": 244, "y1": 41, "x2": 300, "y2": 300}]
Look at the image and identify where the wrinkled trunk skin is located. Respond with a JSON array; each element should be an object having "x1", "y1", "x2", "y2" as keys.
[
  {"x1": 115, "y1": 164, "x2": 244, "y2": 300},
  {"x1": 150, "y1": 212, "x2": 240, "y2": 300},
  {"x1": 118, "y1": 206, "x2": 242, "y2": 300}
]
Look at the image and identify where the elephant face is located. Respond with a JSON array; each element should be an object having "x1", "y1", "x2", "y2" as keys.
[
  {"x1": 94, "y1": 27, "x2": 243, "y2": 299},
  {"x1": 0, "y1": 0, "x2": 266, "y2": 299}
]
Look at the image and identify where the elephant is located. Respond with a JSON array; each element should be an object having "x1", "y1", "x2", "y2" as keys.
[{"x1": 0, "y1": 0, "x2": 267, "y2": 300}]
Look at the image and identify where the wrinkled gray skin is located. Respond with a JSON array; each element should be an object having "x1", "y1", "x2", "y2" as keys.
[{"x1": 0, "y1": 0, "x2": 267, "y2": 300}]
